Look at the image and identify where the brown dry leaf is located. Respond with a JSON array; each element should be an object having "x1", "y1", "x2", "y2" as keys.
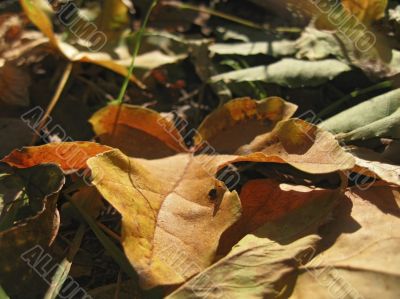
[
  {"x1": 235, "y1": 118, "x2": 355, "y2": 174},
  {"x1": 194, "y1": 97, "x2": 297, "y2": 154},
  {"x1": 342, "y1": 0, "x2": 388, "y2": 24},
  {"x1": 1, "y1": 141, "x2": 111, "y2": 171},
  {"x1": 167, "y1": 178, "x2": 340, "y2": 299},
  {"x1": 290, "y1": 184, "x2": 400, "y2": 299},
  {"x1": 0, "y1": 164, "x2": 65, "y2": 297},
  {"x1": 87, "y1": 149, "x2": 242, "y2": 288},
  {"x1": 218, "y1": 178, "x2": 344, "y2": 253},
  {"x1": 348, "y1": 146, "x2": 400, "y2": 185},
  {"x1": 0, "y1": 62, "x2": 30, "y2": 107},
  {"x1": 90, "y1": 104, "x2": 187, "y2": 159}
]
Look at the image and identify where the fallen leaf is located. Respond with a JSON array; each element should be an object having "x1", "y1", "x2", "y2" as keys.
[
  {"x1": 194, "y1": 97, "x2": 297, "y2": 154},
  {"x1": 90, "y1": 103, "x2": 187, "y2": 158},
  {"x1": 210, "y1": 59, "x2": 352, "y2": 88},
  {"x1": 87, "y1": 149, "x2": 243, "y2": 288},
  {"x1": 210, "y1": 40, "x2": 297, "y2": 57},
  {"x1": 290, "y1": 184, "x2": 400, "y2": 299},
  {"x1": 320, "y1": 88, "x2": 400, "y2": 142},
  {"x1": 236, "y1": 118, "x2": 355, "y2": 174},
  {"x1": 168, "y1": 178, "x2": 340, "y2": 299},
  {"x1": 168, "y1": 235, "x2": 321, "y2": 299},
  {"x1": 2, "y1": 142, "x2": 111, "y2": 171},
  {"x1": 0, "y1": 164, "x2": 65, "y2": 297}
]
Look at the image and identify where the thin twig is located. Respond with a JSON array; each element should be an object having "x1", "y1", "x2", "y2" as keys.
[
  {"x1": 97, "y1": 221, "x2": 122, "y2": 242},
  {"x1": 31, "y1": 62, "x2": 73, "y2": 145}
]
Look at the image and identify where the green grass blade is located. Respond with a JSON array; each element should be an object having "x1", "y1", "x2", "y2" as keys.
[{"x1": 44, "y1": 224, "x2": 86, "y2": 299}]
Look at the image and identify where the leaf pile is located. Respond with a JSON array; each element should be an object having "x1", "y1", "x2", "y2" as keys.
[
  {"x1": 1, "y1": 96, "x2": 400, "y2": 298},
  {"x1": 0, "y1": 0, "x2": 400, "y2": 298}
]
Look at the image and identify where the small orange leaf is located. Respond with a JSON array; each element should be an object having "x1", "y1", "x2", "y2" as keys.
[
  {"x1": 89, "y1": 104, "x2": 188, "y2": 158},
  {"x1": 2, "y1": 142, "x2": 111, "y2": 171}
]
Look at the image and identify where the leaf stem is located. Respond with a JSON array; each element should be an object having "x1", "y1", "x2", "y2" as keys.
[
  {"x1": 31, "y1": 62, "x2": 73, "y2": 145},
  {"x1": 111, "y1": 0, "x2": 159, "y2": 137},
  {"x1": 317, "y1": 80, "x2": 393, "y2": 119}
]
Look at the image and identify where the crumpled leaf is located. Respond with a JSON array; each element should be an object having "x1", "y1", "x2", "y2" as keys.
[
  {"x1": 342, "y1": 0, "x2": 388, "y2": 24},
  {"x1": 235, "y1": 118, "x2": 355, "y2": 174},
  {"x1": 211, "y1": 59, "x2": 351, "y2": 88},
  {"x1": 0, "y1": 164, "x2": 65, "y2": 297},
  {"x1": 2, "y1": 141, "x2": 111, "y2": 171},
  {"x1": 87, "y1": 149, "x2": 242, "y2": 288},
  {"x1": 90, "y1": 103, "x2": 187, "y2": 159},
  {"x1": 290, "y1": 184, "x2": 400, "y2": 299},
  {"x1": 194, "y1": 97, "x2": 297, "y2": 154},
  {"x1": 320, "y1": 88, "x2": 400, "y2": 142}
]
